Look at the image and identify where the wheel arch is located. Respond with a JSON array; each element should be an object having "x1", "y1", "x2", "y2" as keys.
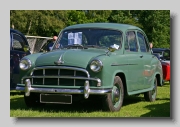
[
  {"x1": 115, "y1": 72, "x2": 128, "y2": 96},
  {"x1": 155, "y1": 73, "x2": 163, "y2": 86}
]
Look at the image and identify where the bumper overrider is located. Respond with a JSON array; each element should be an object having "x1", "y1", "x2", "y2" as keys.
[{"x1": 16, "y1": 66, "x2": 112, "y2": 99}]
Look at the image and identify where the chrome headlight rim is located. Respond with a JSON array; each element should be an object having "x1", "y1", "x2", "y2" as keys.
[
  {"x1": 19, "y1": 58, "x2": 32, "y2": 71},
  {"x1": 90, "y1": 59, "x2": 103, "y2": 72}
]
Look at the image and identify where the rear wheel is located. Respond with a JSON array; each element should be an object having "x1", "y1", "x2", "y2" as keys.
[
  {"x1": 144, "y1": 77, "x2": 157, "y2": 102},
  {"x1": 102, "y1": 76, "x2": 124, "y2": 112}
]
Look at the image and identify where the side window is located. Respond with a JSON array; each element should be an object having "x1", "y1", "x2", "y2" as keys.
[
  {"x1": 125, "y1": 31, "x2": 138, "y2": 52},
  {"x1": 137, "y1": 32, "x2": 147, "y2": 52},
  {"x1": 12, "y1": 33, "x2": 25, "y2": 51}
]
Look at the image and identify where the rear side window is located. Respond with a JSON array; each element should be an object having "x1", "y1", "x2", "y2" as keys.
[
  {"x1": 137, "y1": 32, "x2": 147, "y2": 52},
  {"x1": 137, "y1": 32, "x2": 150, "y2": 52}
]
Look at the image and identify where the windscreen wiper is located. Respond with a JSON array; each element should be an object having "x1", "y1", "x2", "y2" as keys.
[
  {"x1": 63, "y1": 44, "x2": 87, "y2": 49},
  {"x1": 85, "y1": 45, "x2": 100, "y2": 48}
]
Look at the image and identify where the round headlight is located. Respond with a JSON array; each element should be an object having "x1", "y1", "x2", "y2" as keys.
[
  {"x1": 90, "y1": 59, "x2": 103, "y2": 72},
  {"x1": 19, "y1": 58, "x2": 32, "y2": 70}
]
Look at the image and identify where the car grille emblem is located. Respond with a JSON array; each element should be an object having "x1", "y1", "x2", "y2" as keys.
[{"x1": 54, "y1": 54, "x2": 64, "y2": 65}]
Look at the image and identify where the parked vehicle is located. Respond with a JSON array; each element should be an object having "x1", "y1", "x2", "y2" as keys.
[
  {"x1": 152, "y1": 48, "x2": 170, "y2": 82},
  {"x1": 16, "y1": 23, "x2": 163, "y2": 112},
  {"x1": 10, "y1": 28, "x2": 31, "y2": 90},
  {"x1": 39, "y1": 39, "x2": 53, "y2": 53}
]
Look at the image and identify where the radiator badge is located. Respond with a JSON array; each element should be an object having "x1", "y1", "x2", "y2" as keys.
[{"x1": 54, "y1": 54, "x2": 64, "y2": 65}]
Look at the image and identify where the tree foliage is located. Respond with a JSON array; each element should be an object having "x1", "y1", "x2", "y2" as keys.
[{"x1": 10, "y1": 10, "x2": 170, "y2": 48}]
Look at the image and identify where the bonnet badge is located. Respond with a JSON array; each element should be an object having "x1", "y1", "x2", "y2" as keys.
[{"x1": 54, "y1": 54, "x2": 64, "y2": 65}]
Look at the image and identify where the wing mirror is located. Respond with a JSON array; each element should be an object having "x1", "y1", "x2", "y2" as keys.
[
  {"x1": 106, "y1": 44, "x2": 119, "y2": 55},
  {"x1": 108, "y1": 44, "x2": 119, "y2": 52}
]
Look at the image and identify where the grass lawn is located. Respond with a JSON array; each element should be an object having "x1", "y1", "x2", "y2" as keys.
[{"x1": 10, "y1": 82, "x2": 170, "y2": 117}]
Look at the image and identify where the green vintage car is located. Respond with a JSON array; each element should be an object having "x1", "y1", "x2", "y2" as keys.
[{"x1": 16, "y1": 23, "x2": 163, "y2": 112}]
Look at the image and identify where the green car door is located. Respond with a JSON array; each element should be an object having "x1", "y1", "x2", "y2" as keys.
[{"x1": 124, "y1": 31, "x2": 145, "y2": 92}]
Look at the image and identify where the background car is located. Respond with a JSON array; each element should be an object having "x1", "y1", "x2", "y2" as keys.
[
  {"x1": 16, "y1": 23, "x2": 163, "y2": 112},
  {"x1": 10, "y1": 28, "x2": 31, "y2": 90},
  {"x1": 152, "y1": 48, "x2": 170, "y2": 82}
]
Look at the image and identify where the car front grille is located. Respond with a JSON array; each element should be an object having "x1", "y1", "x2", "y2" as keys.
[{"x1": 22, "y1": 66, "x2": 98, "y2": 87}]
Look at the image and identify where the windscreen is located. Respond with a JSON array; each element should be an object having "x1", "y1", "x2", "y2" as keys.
[{"x1": 52, "y1": 28, "x2": 122, "y2": 50}]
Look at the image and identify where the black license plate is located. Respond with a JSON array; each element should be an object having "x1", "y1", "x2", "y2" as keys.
[{"x1": 40, "y1": 94, "x2": 72, "y2": 104}]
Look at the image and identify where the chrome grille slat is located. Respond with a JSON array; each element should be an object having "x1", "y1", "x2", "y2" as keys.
[
  {"x1": 74, "y1": 71, "x2": 76, "y2": 86},
  {"x1": 43, "y1": 69, "x2": 45, "y2": 85},
  {"x1": 58, "y1": 69, "x2": 60, "y2": 85}
]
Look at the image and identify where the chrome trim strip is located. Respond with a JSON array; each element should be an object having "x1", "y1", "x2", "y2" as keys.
[
  {"x1": 43, "y1": 69, "x2": 45, "y2": 85},
  {"x1": 74, "y1": 71, "x2": 76, "y2": 86},
  {"x1": 24, "y1": 79, "x2": 31, "y2": 96},
  {"x1": 111, "y1": 63, "x2": 138, "y2": 66},
  {"x1": 16, "y1": 86, "x2": 112, "y2": 95},
  {"x1": 84, "y1": 81, "x2": 90, "y2": 99},
  {"x1": 21, "y1": 76, "x2": 101, "y2": 84}
]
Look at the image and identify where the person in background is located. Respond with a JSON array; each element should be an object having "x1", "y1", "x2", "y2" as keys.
[
  {"x1": 149, "y1": 42, "x2": 153, "y2": 53},
  {"x1": 47, "y1": 36, "x2": 58, "y2": 51}
]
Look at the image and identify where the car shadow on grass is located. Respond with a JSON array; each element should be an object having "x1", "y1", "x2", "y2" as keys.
[
  {"x1": 11, "y1": 94, "x2": 145, "y2": 113},
  {"x1": 10, "y1": 91, "x2": 170, "y2": 114},
  {"x1": 10, "y1": 95, "x2": 105, "y2": 113},
  {"x1": 123, "y1": 94, "x2": 147, "y2": 106},
  {"x1": 140, "y1": 102, "x2": 170, "y2": 117}
]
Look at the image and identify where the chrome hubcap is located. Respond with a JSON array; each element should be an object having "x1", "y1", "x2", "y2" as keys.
[{"x1": 113, "y1": 87, "x2": 120, "y2": 103}]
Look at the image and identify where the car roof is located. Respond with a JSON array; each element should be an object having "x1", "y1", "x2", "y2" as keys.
[
  {"x1": 10, "y1": 28, "x2": 23, "y2": 34},
  {"x1": 63, "y1": 23, "x2": 142, "y2": 32}
]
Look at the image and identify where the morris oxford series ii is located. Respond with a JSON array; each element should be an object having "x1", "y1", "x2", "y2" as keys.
[{"x1": 16, "y1": 23, "x2": 163, "y2": 112}]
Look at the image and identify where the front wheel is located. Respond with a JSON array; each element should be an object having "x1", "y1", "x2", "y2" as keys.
[
  {"x1": 102, "y1": 76, "x2": 124, "y2": 112},
  {"x1": 144, "y1": 77, "x2": 157, "y2": 102}
]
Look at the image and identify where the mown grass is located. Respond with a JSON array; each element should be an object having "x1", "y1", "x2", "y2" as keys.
[{"x1": 10, "y1": 82, "x2": 170, "y2": 117}]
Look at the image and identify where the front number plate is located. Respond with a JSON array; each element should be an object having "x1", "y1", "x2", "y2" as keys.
[{"x1": 40, "y1": 94, "x2": 72, "y2": 104}]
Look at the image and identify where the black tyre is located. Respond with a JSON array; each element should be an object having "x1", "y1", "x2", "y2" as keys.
[
  {"x1": 144, "y1": 77, "x2": 157, "y2": 102},
  {"x1": 102, "y1": 76, "x2": 124, "y2": 112},
  {"x1": 24, "y1": 93, "x2": 45, "y2": 107}
]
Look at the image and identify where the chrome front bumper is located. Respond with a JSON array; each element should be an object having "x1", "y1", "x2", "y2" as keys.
[{"x1": 16, "y1": 79, "x2": 112, "y2": 99}]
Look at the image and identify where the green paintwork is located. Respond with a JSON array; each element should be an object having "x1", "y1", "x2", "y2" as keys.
[
  {"x1": 18, "y1": 23, "x2": 163, "y2": 96},
  {"x1": 35, "y1": 49, "x2": 107, "y2": 68}
]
